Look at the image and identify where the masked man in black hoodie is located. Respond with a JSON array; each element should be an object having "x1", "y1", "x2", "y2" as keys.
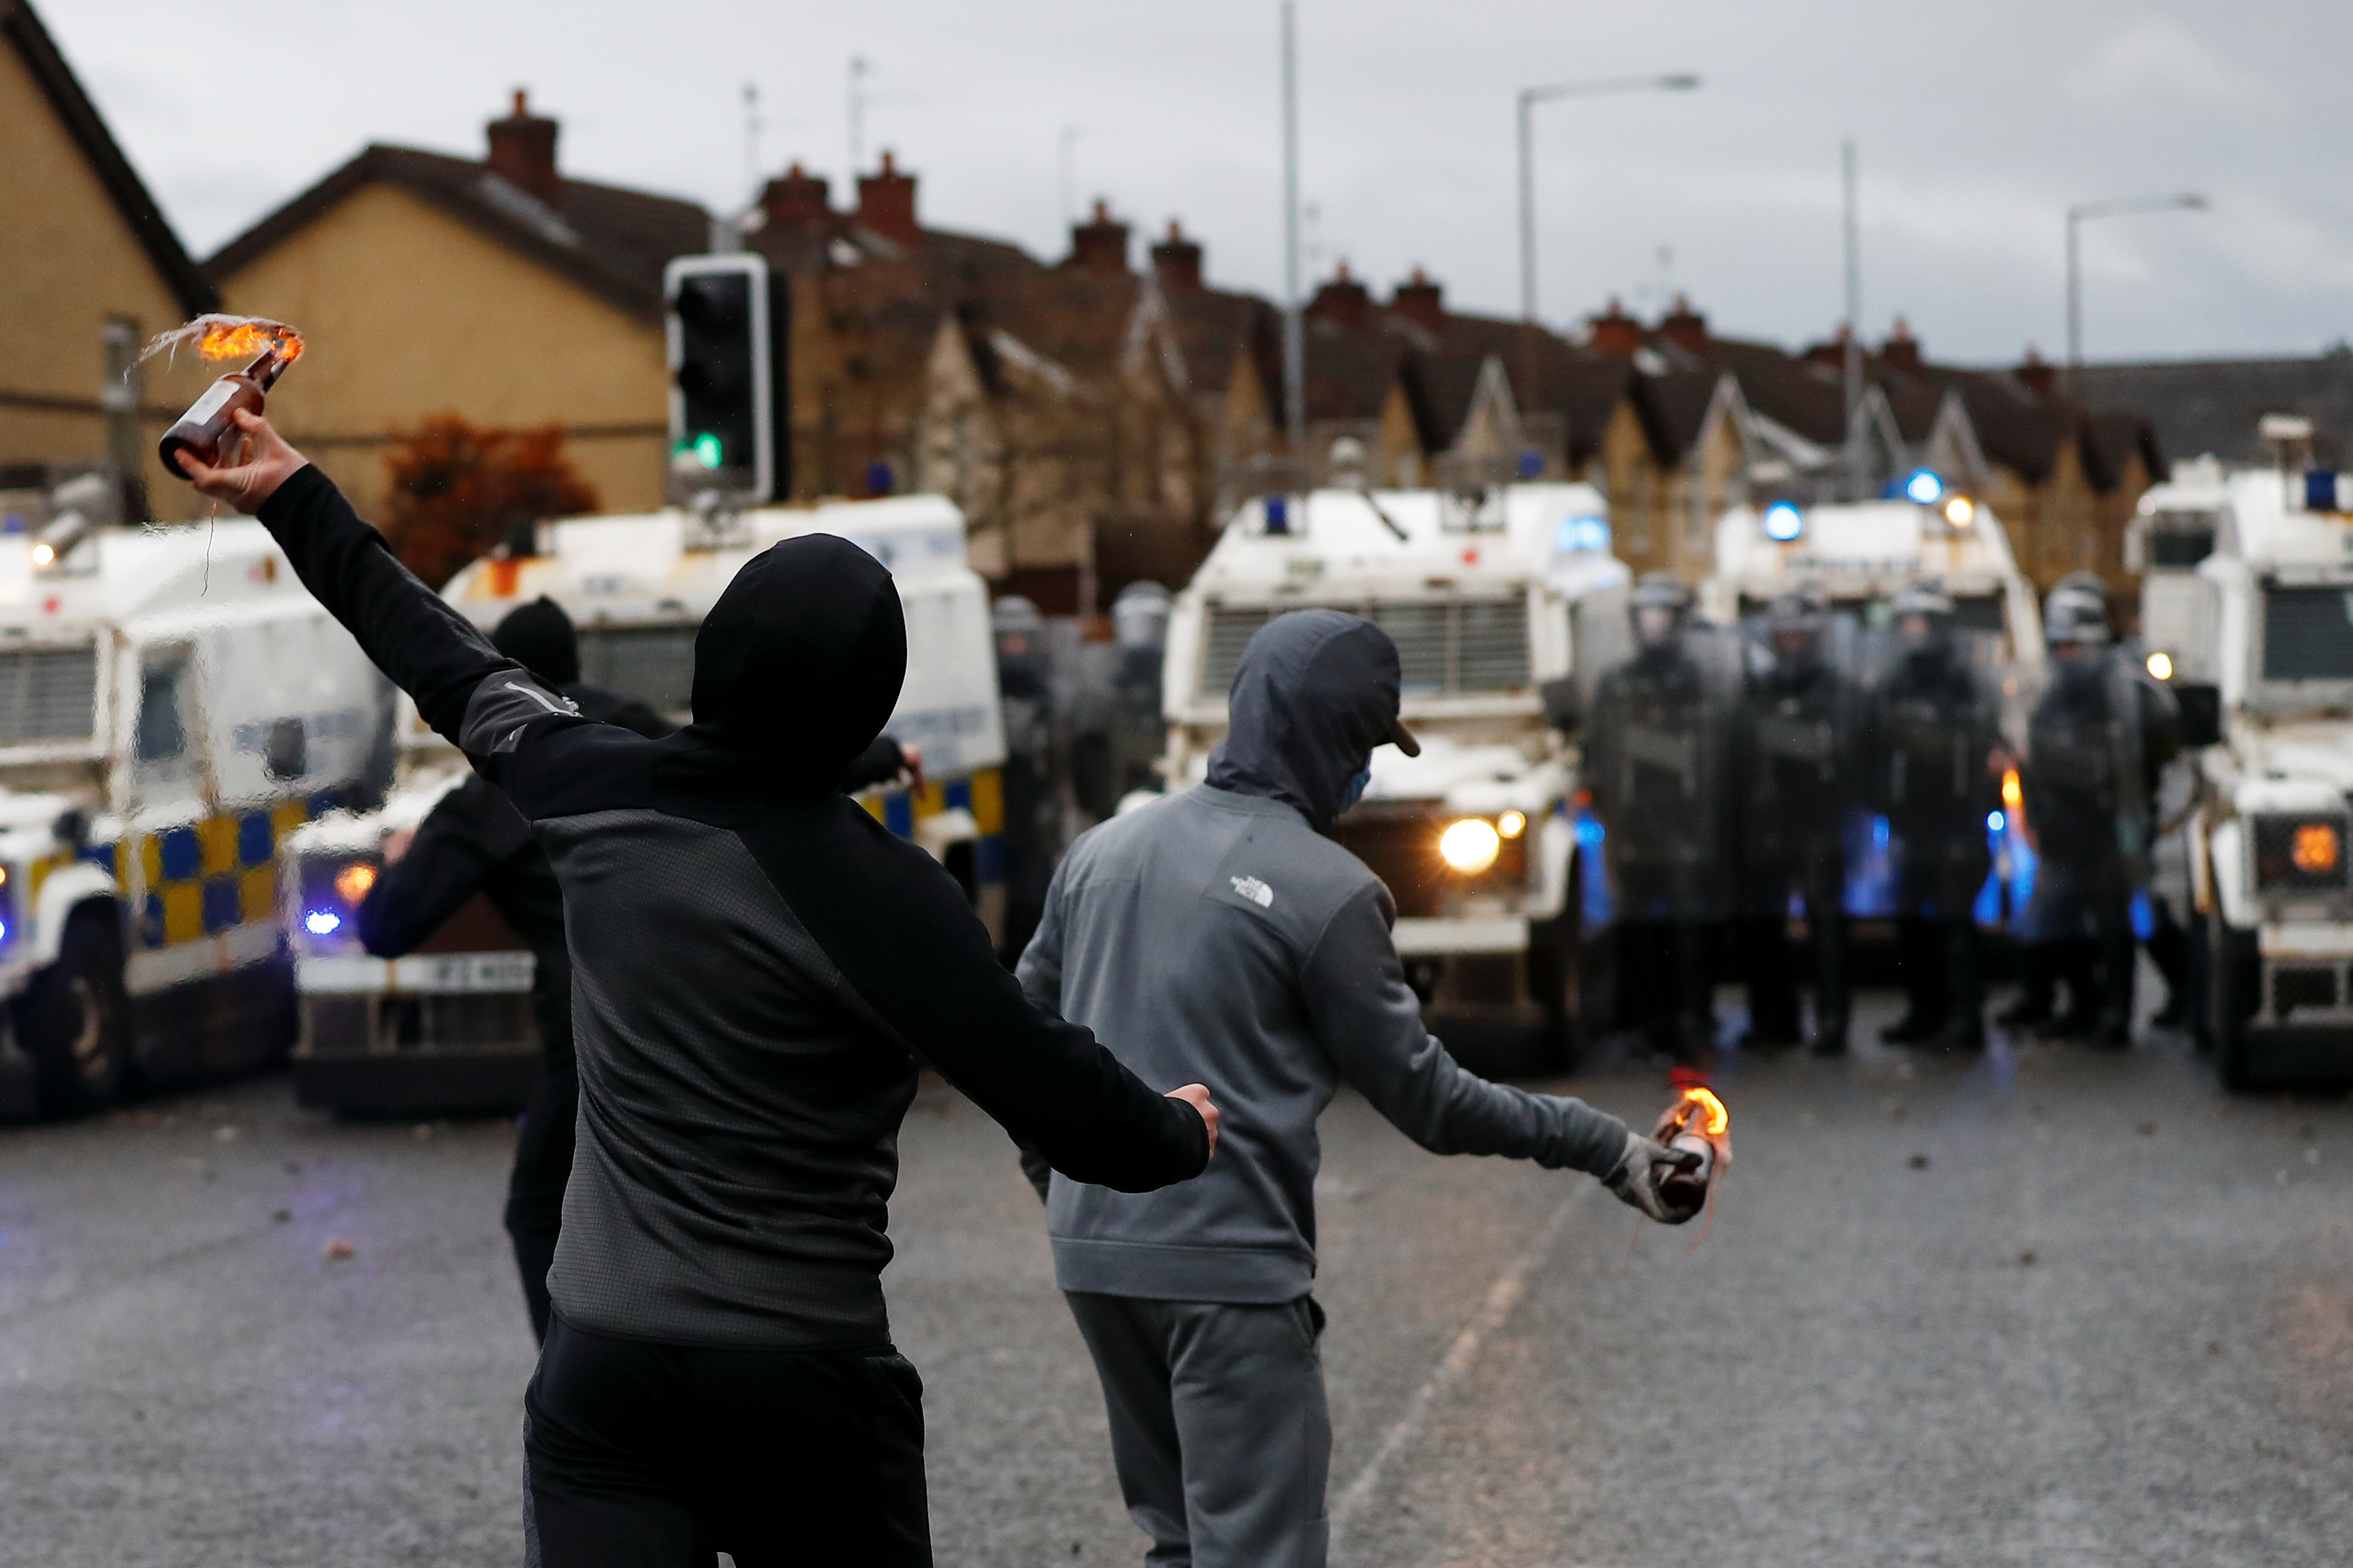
[
  {"x1": 180, "y1": 411, "x2": 1218, "y2": 1568},
  {"x1": 1017, "y1": 609, "x2": 1697, "y2": 1568},
  {"x1": 356, "y1": 597, "x2": 673, "y2": 1343}
]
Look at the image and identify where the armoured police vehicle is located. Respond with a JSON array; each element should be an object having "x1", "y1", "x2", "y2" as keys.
[
  {"x1": 0, "y1": 477, "x2": 387, "y2": 1120},
  {"x1": 1161, "y1": 477, "x2": 1628, "y2": 1062},
  {"x1": 2145, "y1": 462, "x2": 2353, "y2": 1086},
  {"x1": 282, "y1": 494, "x2": 1008, "y2": 1114}
]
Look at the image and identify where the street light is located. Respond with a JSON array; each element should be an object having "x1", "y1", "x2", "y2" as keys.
[
  {"x1": 1517, "y1": 73, "x2": 1701, "y2": 327},
  {"x1": 2065, "y1": 191, "x2": 2208, "y2": 379}
]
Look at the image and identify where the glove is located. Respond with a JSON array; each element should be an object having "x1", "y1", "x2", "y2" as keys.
[{"x1": 1603, "y1": 1129, "x2": 1705, "y2": 1225}]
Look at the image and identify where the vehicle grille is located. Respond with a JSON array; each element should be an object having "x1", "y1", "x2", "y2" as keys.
[
  {"x1": 2271, "y1": 964, "x2": 2340, "y2": 1018},
  {"x1": 0, "y1": 644, "x2": 97, "y2": 742},
  {"x1": 1331, "y1": 807, "x2": 1527, "y2": 918},
  {"x1": 1199, "y1": 599, "x2": 1529, "y2": 698},
  {"x1": 576, "y1": 626, "x2": 697, "y2": 718},
  {"x1": 2262, "y1": 586, "x2": 2353, "y2": 682}
]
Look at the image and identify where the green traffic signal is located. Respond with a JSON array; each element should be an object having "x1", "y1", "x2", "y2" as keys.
[{"x1": 693, "y1": 432, "x2": 724, "y2": 469}]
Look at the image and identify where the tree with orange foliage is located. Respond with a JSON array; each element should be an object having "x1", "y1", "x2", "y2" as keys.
[{"x1": 380, "y1": 415, "x2": 600, "y2": 588}]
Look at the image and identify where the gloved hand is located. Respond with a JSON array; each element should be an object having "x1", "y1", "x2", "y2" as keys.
[{"x1": 1603, "y1": 1129, "x2": 1705, "y2": 1225}]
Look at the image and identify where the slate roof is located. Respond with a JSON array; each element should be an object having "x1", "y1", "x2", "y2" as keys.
[
  {"x1": 2073, "y1": 352, "x2": 2353, "y2": 469},
  {"x1": 206, "y1": 144, "x2": 710, "y2": 322},
  {"x1": 4, "y1": 0, "x2": 216, "y2": 316}
]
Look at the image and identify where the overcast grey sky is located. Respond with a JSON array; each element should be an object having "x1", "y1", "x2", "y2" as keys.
[{"x1": 49, "y1": 0, "x2": 2353, "y2": 364}]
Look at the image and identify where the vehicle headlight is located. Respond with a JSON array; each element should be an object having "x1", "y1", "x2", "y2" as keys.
[
  {"x1": 2253, "y1": 814, "x2": 2349, "y2": 894},
  {"x1": 1438, "y1": 818, "x2": 1503, "y2": 874},
  {"x1": 1497, "y1": 809, "x2": 1527, "y2": 840}
]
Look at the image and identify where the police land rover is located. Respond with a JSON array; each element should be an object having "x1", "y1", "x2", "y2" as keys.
[
  {"x1": 1162, "y1": 475, "x2": 1628, "y2": 1064},
  {"x1": 0, "y1": 475, "x2": 387, "y2": 1119},
  {"x1": 2140, "y1": 455, "x2": 2353, "y2": 1086}
]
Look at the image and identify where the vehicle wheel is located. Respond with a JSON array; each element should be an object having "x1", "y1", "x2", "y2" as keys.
[
  {"x1": 20, "y1": 905, "x2": 131, "y2": 1118},
  {"x1": 2207, "y1": 916, "x2": 2255, "y2": 1092}
]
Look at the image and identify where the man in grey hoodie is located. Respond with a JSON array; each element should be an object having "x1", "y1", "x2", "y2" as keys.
[{"x1": 1017, "y1": 609, "x2": 1698, "y2": 1568}]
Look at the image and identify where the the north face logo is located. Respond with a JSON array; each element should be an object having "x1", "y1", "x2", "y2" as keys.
[{"x1": 1230, "y1": 875, "x2": 1274, "y2": 908}]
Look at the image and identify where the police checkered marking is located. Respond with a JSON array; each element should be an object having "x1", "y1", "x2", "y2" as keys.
[{"x1": 1230, "y1": 875, "x2": 1275, "y2": 909}]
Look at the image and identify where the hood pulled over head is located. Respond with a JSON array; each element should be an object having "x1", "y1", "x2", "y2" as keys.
[
  {"x1": 492, "y1": 596, "x2": 581, "y2": 686},
  {"x1": 1206, "y1": 609, "x2": 1417, "y2": 828},
  {"x1": 658, "y1": 533, "x2": 906, "y2": 797}
]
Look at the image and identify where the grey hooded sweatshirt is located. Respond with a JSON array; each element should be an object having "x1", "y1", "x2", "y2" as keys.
[{"x1": 1017, "y1": 609, "x2": 1633, "y2": 1303}]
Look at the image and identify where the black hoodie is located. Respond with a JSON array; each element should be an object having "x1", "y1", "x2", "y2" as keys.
[{"x1": 255, "y1": 465, "x2": 1208, "y2": 1347}]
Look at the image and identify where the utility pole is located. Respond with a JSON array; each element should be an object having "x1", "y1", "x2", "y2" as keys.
[
  {"x1": 1280, "y1": 0, "x2": 1305, "y2": 452},
  {"x1": 1842, "y1": 137, "x2": 1863, "y2": 497},
  {"x1": 1514, "y1": 73, "x2": 1701, "y2": 329},
  {"x1": 1059, "y1": 126, "x2": 1079, "y2": 227},
  {"x1": 2065, "y1": 191, "x2": 2207, "y2": 389}
]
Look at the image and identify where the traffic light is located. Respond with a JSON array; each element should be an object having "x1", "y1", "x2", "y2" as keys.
[{"x1": 664, "y1": 253, "x2": 790, "y2": 502}]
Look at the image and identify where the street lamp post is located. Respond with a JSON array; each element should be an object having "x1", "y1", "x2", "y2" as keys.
[
  {"x1": 1516, "y1": 73, "x2": 1701, "y2": 329},
  {"x1": 2065, "y1": 191, "x2": 2208, "y2": 384}
]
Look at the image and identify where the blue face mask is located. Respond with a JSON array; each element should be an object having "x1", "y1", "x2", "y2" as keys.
[{"x1": 1339, "y1": 767, "x2": 1372, "y2": 812}]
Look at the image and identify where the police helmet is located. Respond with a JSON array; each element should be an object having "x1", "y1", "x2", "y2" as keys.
[
  {"x1": 1764, "y1": 583, "x2": 1831, "y2": 663},
  {"x1": 1888, "y1": 580, "x2": 1953, "y2": 623},
  {"x1": 2044, "y1": 581, "x2": 2111, "y2": 649},
  {"x1": 1110, "y1": 581, "x2": 1172, "y2": 651},
  {"x1": 1629, "y1": 571, "x2": 1691, "y2": 650}
]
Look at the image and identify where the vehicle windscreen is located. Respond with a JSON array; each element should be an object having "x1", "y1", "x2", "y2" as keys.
[
  {"x1": 2262, "y1": 585, "x2": 2353, "y2": 682},
  {"x1": 576, "y1": 626, "x2": 698, "y2": 717}
]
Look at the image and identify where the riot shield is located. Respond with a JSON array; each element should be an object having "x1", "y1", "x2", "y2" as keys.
[
  {"x1": 1587, "y1": 625, "x2": 1743, "y2": 922},
  {"x1": 1868, "y1": 630, "x2": 2003, "y2": 917}
]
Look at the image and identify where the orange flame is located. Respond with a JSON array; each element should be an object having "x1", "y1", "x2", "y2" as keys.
[
  {"x1": 1677, "y1": 1085, "x2": 1729, "y2": 1137},
  {"x1": 139, "y1": 313, "x2": 305, "y2": 371},
  {"x1": 2001, "y1": 767, "x2": 2023, "y2": 810},
  {"x1": 196, "y1": 318, "x2": 303, "y2": 363}
]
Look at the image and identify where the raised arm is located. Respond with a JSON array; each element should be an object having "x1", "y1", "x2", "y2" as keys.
[{"x1": 180, "y1": 411, "x2": 520, "y2": 747}]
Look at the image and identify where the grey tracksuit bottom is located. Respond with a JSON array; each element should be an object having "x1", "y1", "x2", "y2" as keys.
[{"x1": 1065, "y1": 1293, "x2": 1331, "y2": 1568}]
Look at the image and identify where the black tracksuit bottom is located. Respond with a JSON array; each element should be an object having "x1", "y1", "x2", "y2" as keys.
[
  {"x1": 524, "y1": 1317, "x2": 931, "y2": 1567},
  {"x1": 504, "y1": 1066, "x2": 578, "y2": 1342}
]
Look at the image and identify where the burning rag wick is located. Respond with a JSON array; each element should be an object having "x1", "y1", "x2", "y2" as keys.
[{"x1": 138, "y1": 313, "x2": 305, "y2": 371}]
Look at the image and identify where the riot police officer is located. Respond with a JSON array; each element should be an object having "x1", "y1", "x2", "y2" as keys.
[
  {"x1": 2018, "y1": 576, "x2": 2181, "y2": 1046},
  {"x1": 1586, "y1": 572, "x2": 1740, "y2": 1064},
  {"x1": 1070, "y1": 581, "x2": 1172, "y2": 820},
  {"x1": 1870, "y1": 581, "x2": 2005, "y2": 1051},
  {"x1": 994, "y1": 594, "x2": 1059, "y2": 961},
  {"x1": 1734, "y1": 585, "x2": 1861, "y2": 1054}
]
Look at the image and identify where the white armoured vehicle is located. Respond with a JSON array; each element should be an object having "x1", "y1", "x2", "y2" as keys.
[
  {"x1": 2139, "y1": 460, "x2": 2353, "y2": 1086},
  {"x1": 0, "y1": 482, "x2": 387, "y2": 1119},
  {"x1": 283, "y1": 495, "x2": 1009, "y2": 1115},
  {"x1": 1163, "y1": 480, "x2": 1628, "y2": 1063}
]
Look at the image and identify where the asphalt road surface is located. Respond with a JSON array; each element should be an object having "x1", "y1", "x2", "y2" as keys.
[{"x1": 3, "y1": 991, "x2": 2348, "y2": 1567}]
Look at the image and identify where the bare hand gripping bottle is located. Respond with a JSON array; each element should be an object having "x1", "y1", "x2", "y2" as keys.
[{"x1": 158, "y1": 345, "x2": 294, "y2": 479}]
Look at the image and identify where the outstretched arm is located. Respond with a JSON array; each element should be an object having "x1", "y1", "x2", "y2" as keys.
[
  {"x1": 180, "y1": 411, "x2": 526, "y2": 749},
  {"x1": 1304, "y1": 883, "x2": 1629, "y2": 1176}
]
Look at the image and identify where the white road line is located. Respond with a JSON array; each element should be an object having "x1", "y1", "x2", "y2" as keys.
[{"x1": 1328, "y1": 1183, "x2": 1591, "y2": 1551}]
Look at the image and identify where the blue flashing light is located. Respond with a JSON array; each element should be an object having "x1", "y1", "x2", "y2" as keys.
[
  {"x1": 1987, "y1": 810, "x2": 2005, "y2": 832},
  {"x1": 1762, "y1": 502, "x2": 1804, "y2": 542},
  {"x1": 1516, "y1": 449, "x2": 1544, "y2": 480},
  {"x1": 303, "y1": 909, "x2": 341, "y2": 936},
  {"x1": 1555, "y1": 515, "x2": 1611, "y2": 553},
  {"x1": 0, "y1": 919, "x2": 10, "y2": 942},
  {"x1": 1904, "y1": 469, "x2": 1943, "y2": 505},
  {"x1": 1264, "y1": 495, "x2": 1290, "y2": 536}
]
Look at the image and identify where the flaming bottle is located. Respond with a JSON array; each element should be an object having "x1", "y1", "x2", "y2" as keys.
[
  {"x1": 158, "y1": 346, "x2": 293, "y2": 479},
  {"x1": 1654, "y1": 1084, "x2": 1731, "y2": 1213}
]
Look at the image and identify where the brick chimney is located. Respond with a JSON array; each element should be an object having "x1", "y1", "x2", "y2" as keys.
[
  {"x1": 1307, "y1": 262, "x2": 1373, "y2": 328},
  {"x1": 2014, "y1": 346, "x2": 2056, "y2": 396},
  {"x1": 486, "y1": 89, "x2": 560, "y2": 204},
  {"x1": 856, "y1": 150, "x2": 920, "y2": 247},
  {"x1": 760, "y1": 161, "x2": 831, "y2": 227},
  {"x1": 1881, "y1": 316, "x2": 1922, "y2": 372},
  {"x1": 1391, "y1": 267, "x2": 1445, "y2": 332},
  {"x1": 1067, "y1": 200, "x2": 1131, "y2": 274},
  {"x1": 1588, "y1": 298, "x2": 1641, "y2": 358},
  {"x1": 1802, "y1": 324, "x2": 1852, "y2": 370},
  {"x1": 1658, "y1": 294, "x2": 1708, "y2": 354},
  {"x1": 1149, "y1": 220, "x2": 1203, "y2": 292}
]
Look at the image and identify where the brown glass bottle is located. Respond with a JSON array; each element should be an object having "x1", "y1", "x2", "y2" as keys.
[{"x1": 159, "y1": 348, "x2": 290, "y2": 478}]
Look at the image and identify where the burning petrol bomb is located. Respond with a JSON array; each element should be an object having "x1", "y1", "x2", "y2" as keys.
[
  {"x1": 1654, "y1": 1084, "x2": 1731, "y2": 1217},
  {"x1": 144, "y1": 315, "x2": 305, "y2": 479}
]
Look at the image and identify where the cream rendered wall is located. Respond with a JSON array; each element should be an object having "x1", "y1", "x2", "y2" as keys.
[
  {"x1": 216, "y1": 183, "x2": 667, "y2": 518},
  {"x1": 0, "y1": 40, "x2": 206, "y2": 519}
]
